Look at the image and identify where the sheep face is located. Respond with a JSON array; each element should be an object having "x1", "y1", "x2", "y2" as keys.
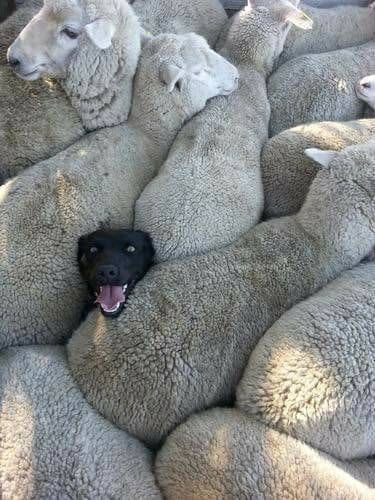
[
  {"x1": 7, "y1": 0, "x2": 117, "y2": 80},
  {"x1": 132, "y1": 33, "x2": 239, "y2": 122},
  {"x1": 300, "y1": 142, "x2": 375, "y2": 263},
  {"x1": 356, "y1": 75, "x2": 375, "y2": 111}
]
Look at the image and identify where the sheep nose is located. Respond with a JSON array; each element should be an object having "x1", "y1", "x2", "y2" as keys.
[
  {"x1": 361, "y1": 81, "x2": 371, "y2": 89},
  {"x1": 7, "y1": 56, "x2": 20, "y2": 69},
  {"x1": 97, "y1": 265, "x2": 119, "y2": 283}
]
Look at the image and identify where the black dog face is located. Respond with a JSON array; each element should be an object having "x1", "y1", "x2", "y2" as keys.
[{"x1": 78, "y1": 229, "x2": 155, "y2": 318}]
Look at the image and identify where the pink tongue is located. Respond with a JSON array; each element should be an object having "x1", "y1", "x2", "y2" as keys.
[{"x1": 95, "y1": 285, "x2": 125, "y2": 310}]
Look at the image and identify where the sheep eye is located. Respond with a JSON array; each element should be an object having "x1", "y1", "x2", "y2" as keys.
[
  {"x1": 62, "y1": 28, "x2": 79, "y2": 39},
  {"x1": 126, "y1": 245, "x2": 136, "y2": 253},
  {"x1": 89, "y1": 246, "x2": 98, "y2": 255}
]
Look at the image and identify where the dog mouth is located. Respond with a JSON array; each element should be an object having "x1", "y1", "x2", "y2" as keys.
[{"x1": 94, "y1": 283, "x2": 133, "y2": 317}]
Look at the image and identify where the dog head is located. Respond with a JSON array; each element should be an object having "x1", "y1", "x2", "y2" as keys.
[{"x1": 78, "y1": 228, "x2": 154, "y2": 317}]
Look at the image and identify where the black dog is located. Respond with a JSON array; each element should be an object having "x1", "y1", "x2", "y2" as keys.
[{"x1": 78, "y1": 229, "x2": 154, "y2": 318}]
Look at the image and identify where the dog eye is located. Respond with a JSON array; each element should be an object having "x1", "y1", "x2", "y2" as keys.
[
  {"x1": 89, "y1": 246, "x2": 98, "y2": 254},
  {"x1": 62, "y1": 28, "x2": 79, "y2": 39},
  {"x1": 126, "y1": 245, "x2": 136, "y2": 253}
]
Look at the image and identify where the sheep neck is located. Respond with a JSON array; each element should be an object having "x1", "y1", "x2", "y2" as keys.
[
  {"x1": 129, "y1": 100, "x2": 189, "y2": 160},
  {"x1": 61, "y1": 9, "x2": 141, "y2": 131}
]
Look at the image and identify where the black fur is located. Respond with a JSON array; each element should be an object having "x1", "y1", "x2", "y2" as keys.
[{"x1": 78, "y1": 228, "x2": 154, "y2": 319}]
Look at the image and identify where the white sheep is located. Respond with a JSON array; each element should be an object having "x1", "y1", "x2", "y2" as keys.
[
  {"x1": 134, "y1": 0, "x2": 312, "y2": 263},
  {"x1": 262, "y1": 118, "x2": 375, "y2": 218},
  {"x1": 279, "y1": 3, "x2": 375, "y2": 66},
  {"x1": 1, "y1": 0, "x2": 228, "y2": 182},
  {"x1": 268, "y1": 40, "x2": 375, "y2": 136},
  {"x1": 0, "y1": 32, "x2": 238, "y2": 349},
  {"x1": 7, "y1": 0, "x2": 142, "y2": 129},
  {"x1": 67, "y1": 139, "x2": 375, "y2": 447},
  {"x1": 131, "y1": 0, "x2": 227, "y2": 47},
  {"x1": 155, "y1": 408, "x2": 375, "y2": 498},
  {"x1": 237, "y1": 261, "x2": 375, "y2": 461},
  {"x1": 0, "y1": 0, "x2": 141, "y2": 182},
  {"x1": 0, "y1": 345, "x2": 162, "y2": 498},
  {"x1": 356, "y1": 73, "x2": 375, "y2": 113}
]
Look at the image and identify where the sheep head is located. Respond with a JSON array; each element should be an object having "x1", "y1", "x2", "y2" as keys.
[
  {"x1": 6, "y1": 0, "x2": 139, "y2": 80},
  {"x1": 356, "y1": 75, "x2": 375, "y2": 113},
  {"x1": 131, "y1": 32, "x2": 239, "y2": 131}
]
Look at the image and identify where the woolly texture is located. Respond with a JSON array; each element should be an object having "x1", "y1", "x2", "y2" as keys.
[
  {"x1": 262, "y1": 118, "x2": 375, "y2": 218},
  {"x1": 0, "y1": 33, "x2": 238, "y2": 349},
  {"x1": 0, "y1": 345, "x2": 161, "y2": 498},
  {"x1": 132, "y1": 0, "x2": 227, "y2": 47},
  {"x1": 135, "y1": 1, "x2": 308, "y2": 262},
  {"x1": 156, "y1": 408, "x2": 375, "y2": 499},
  {"x1": 279, "y1": 3, "x2": 375, "y2": 66},
  {"x1": 269, "y1": 41, "x2": 375, "y2": 136},
  {"x1": 236, "y1": 262, "x2": 375, "y2": 460},
  {"x1": 67, "y1": 142, "x2": 375, "y2": 447},
  {"x1": 0, "y1": 0, "x2": 140, "y2": 182}
]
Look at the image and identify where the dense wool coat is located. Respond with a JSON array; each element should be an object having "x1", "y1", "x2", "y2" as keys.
[
  {"x1": 279, "y1": 3, "x2": 375, "y2": 65},
  {"x1": 0, "y1": 345, "x2": 161, "y2": 498},
  {"x1": 68, "y1": 142, "x2": 375, "y2": 447},
  {"x1": 237, "y1": 262, "x2": 375, "y2": 460},
  {"x1": 269, "y1": 41, "x2": 375, "y2": 135},
  {"x1": 262, "y1": 118, "x2": 375, "y2": 218},
  {"x1": 156, "y1": 408, "x2": 375, "y2": 499},
  {"x1": 0, "y1": 33, "x2": 237, "y2": 349},
  {"x1": 134, "y1": 0, "x2": 310, "y2": 262}
]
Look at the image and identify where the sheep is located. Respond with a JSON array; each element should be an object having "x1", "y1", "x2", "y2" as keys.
[
  {"x1": 0, "y1": 0, "x2": 141, "y2": 182},
  {"x1": 155, "y1": 408, "x2": 375, "y2": 499},
  {"x1": 134, "y1": 0, "x2": 312, "y2": 263},
  {"x1": 7, "y1": 0, "x2": 142, "y2": 130},
  {"x1": 0, "y1": 32, "x2": 238, "y2": 350},
  {"x1": 268, "y1": 41, "x2": 375, "y2": 136},
  {"x1": 67, "y1": 141, "x2": 375, "y2": 447},
  {"x1": 0, "y1": 0, "x2": 229, "y2": 183},
  {"x1": 279, "y1": 3, "x2": 375, "y2": 66},
  {"x1": 262, "y1": 118, "x2": 375, "y2": 218},
  {"x1": 131, "y1": 0, "x2": 227, "y2": 47},
  {"x1": 236, "y1": 261, "x2": 375, "y2": 461},
  {"x1": 0, "y1": 345, "x2": 161, "y2": 498}
]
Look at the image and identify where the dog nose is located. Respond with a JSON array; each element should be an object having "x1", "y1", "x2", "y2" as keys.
[
  {"x1": 97, "y1": 265, "x2": 119, "y2": 282},
  {"x1": 8, "y1": 56, "x2": 20, "y2": 69}
]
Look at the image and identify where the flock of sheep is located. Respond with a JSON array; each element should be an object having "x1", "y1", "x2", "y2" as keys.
[{"x1": 0, "y1": 0, "x2": 374, "y2": 497}]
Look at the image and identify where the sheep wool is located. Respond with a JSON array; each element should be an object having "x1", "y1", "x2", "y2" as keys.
[
  {"x1": 0, "y1": 33, "x2": 238, "y2": 349},
  {"x1": 269, "y1": 40, "x2": 375, "y2": 136},
  {"x1": 156, "y1": 408, "x2": 375, "y2": 499},
  {"x1": 236, "y1": 262, "x2": 375, "y2": 461},
  {"x1": 262, "y1": 118, "x2": 375, "y2": 218},
  {"x1": 132, "y1": 0, "x2": 227, "y2": 47},
  {"x1": 279, "y1": 3, "x2": 375, "y2": 66},
  {"x1": 0, "y1": 0, "x2": 141, "y2": 182},
  {"x1": 67, "y1": 141, "x2": 375, "y2": 447},
  {"x1": 0, "y1": 345, "x2": 161, "y2": 499},
  {"x1": 134, "y1": 0, "x2": 311, "y2": 263}
]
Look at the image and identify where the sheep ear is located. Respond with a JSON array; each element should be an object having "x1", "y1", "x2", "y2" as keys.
[
  {"x1": 305, "y1": 148, "x2": 336, "y2": 168},
  {"x1": 160, "y1": 64, "x2": 185, "y2": 93},
  {"x1": 85, "y1": 19, "x2": 115, "y2": 50},
  {"x1": 279, "y1": 1, "x2": 313, "y2": 30}
]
